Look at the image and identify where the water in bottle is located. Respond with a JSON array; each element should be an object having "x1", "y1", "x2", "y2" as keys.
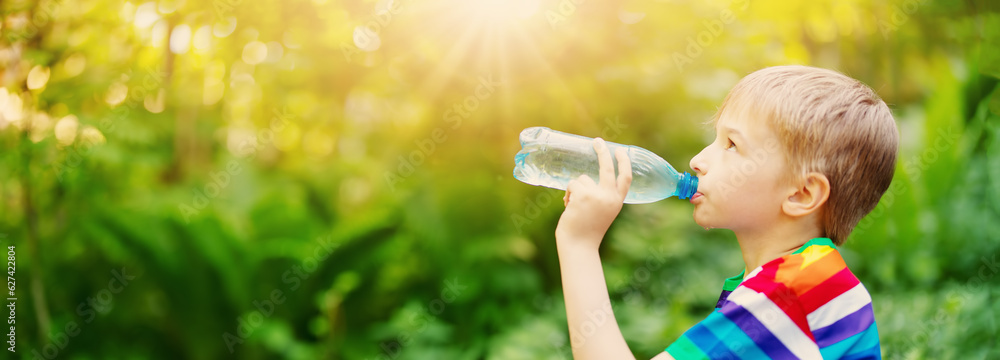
[{"x1": 512, "y1": 127, "x2": 698, "y2": 204}]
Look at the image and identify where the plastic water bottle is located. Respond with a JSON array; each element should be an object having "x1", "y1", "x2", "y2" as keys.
[{"x1": 512, "y1": 127, "x2": 698, "y2": 204}]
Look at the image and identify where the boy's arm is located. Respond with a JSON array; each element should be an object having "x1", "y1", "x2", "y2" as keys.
[
  {"x1": 555, "y1": 139, "x2": 675, "y2": 360},
  {"x1": 555, "y1": 239, "x2": 632, "y2": 359}
]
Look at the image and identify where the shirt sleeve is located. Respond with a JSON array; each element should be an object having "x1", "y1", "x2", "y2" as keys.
[
  {"x1": 665, "y1": 308, "x2": 774, "y2": 359},
  {"x1": 808, "y1": 285, "x2": 882, "y2": 359},
  {"x1": 666, "y1": 283, "x2": 882, "y2": 360},
  {"x1": 665, "y1": 283, "x2": 823, "y2": 359},
  {"x1": 816, "y1": 320, "x2": 881, "y2": 360}
]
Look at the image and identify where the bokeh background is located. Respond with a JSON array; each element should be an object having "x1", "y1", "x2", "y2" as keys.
[{"x1": 2, "y1": 0, "x2": 998, "y2": 358}]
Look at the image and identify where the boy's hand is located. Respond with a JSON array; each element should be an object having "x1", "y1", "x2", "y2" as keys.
[{"x1": 555, "y1": 138, "x2": 632, "y2": 251}]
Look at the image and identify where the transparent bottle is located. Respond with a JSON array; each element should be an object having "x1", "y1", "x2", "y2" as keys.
[{"x1": 512, "y1": 127, "x2": 698, "y2": 204}]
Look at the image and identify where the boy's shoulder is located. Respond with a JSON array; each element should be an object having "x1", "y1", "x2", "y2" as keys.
[
  {"x1": 732, "y1": 238, "x2": 877, "y2": 345},
  {"x1": 668, "y1": 239, "x2": 880, "y2": 359},
  {"x1": 718, "y1": 238, "x2": 879, "y2": 357},
  {"x1": 741, "y1": 237, "x2": 871, "y2": 314}
]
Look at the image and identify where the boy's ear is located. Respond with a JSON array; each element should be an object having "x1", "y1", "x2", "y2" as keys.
[{"x1": 782, "y1": 172, "x2": 830, "y2": 217}]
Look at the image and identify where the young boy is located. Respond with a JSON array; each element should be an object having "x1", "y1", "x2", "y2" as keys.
[{"x1": 555, "y1": 65, "x2": 896, "y2": 359}]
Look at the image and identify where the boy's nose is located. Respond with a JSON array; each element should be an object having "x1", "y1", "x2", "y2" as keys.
[{"x1": 689, "y1": 148, "x2": 707, "y2": 176}]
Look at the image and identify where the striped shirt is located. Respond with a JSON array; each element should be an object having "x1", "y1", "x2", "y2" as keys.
[{"x1": 665, "y1": 238, "x2": 881, "y2": 359}]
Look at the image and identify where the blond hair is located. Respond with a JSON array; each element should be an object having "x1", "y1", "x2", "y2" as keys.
[{"x1": 716, "y1": 66, "x2": 899, "y2": 245}]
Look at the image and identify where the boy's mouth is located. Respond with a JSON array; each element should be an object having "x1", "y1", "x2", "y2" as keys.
[{"x1": 690, "y1": 192, "x2": 704, "y2": 204}]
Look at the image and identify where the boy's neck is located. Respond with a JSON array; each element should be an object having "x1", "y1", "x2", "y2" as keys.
[{"x1": 734, "y1": 219, "x2": 824, "y2": 275}]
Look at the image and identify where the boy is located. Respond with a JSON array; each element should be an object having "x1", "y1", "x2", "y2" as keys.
[{"x1": 554, "y1": 66, "x2": 896, "y2": 359}]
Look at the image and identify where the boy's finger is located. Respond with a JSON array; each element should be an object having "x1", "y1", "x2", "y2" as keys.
[
  {"x1": 615, "y1": 147, "x2": 632, "y2": 198},
  {"x1": 594, "y1": 138, "x2": 614, "y2": 187},
  {"x1": 565, "y1": 178, "x2": 578, "y2": 206}
]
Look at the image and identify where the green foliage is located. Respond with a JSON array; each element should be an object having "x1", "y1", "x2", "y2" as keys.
[{"x1": 0, "y1": 0, "x2": 997, "y2": 359}]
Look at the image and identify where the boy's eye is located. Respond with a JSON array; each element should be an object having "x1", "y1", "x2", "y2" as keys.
[{"x1": 725, "y1": 138, "x2": 737, "y2": 151}]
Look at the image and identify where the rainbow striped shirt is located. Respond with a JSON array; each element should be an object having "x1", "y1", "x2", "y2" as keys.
[{"x1": 665, "y1": 238, "x2": 881, "y2": 359}]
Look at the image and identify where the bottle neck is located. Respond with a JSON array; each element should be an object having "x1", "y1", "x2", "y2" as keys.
[{"x1": 677, "y1": 172, "x2": 698, "y2": 200}]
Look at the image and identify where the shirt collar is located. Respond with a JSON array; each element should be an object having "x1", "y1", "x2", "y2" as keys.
[{"x1": 722, "y1": 237, "x2": 835, "y2": 291}]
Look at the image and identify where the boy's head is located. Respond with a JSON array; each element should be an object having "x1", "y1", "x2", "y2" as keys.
[{"x1": 689, "y1": 65, "x2": 898, "y2": 245}]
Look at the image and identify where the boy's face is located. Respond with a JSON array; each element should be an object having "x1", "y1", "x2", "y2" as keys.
[{"x1": 688, "y1": 108, "x2": 790, "y2": 232}]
